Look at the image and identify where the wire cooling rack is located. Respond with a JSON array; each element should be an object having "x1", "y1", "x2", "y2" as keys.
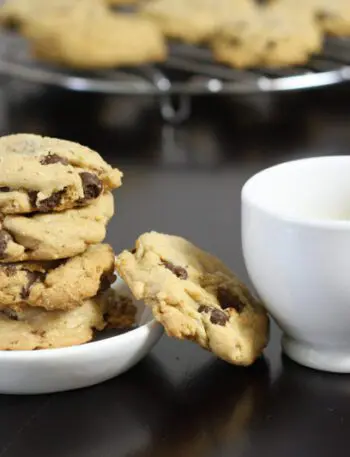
[{"x1": 1, "y1": 30, "x2": 350, "y2": 122}]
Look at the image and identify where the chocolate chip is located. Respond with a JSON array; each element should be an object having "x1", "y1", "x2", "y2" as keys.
[
  {"x1": 198, "y1": 304, "x2": 228, "y2": 326},
  {"x1": 29, "y1": 186, "x2": 68, "y2": 212},
  {"x1": 28, "y1": 190, "x2": 38, "y2": 208},
  {"x1": 266, "y1": 40, "x2": 276, "y2": 50},
  {"x1": 20, "y1": 271, "x2": 45, "y2": 299},
  {"x1": 40, "y1": 154, "x2": 69, "y2": 166},
  {"x1": 2, "y1": 308, "x2": 18, "y2": 320},
  {"x1": 131, "y1": 248, "x2": 137, "y2": 254},
  {"x1": 161, "y1": 260, "x2": 188, "y2": 280},
  {"x1": 98, "y1": 271, "x2": 117, "y2": 293},
  {"x1": 210, "y1": 309, "x2": 229, "y2": 326},
  {"x1": 32, "y1": 329, "x2": 46, "y2": 337},
  {"x1": 3, "y1": 17, "x2": 21, "y2": 31},
  {"x1": 37, "y1": 190, "x2": 65, "y2": 212},
  {"x1": 0, "y1": 230, "x2": 12, "y2": 259},
  {"x1": 3, "y1": 264, "x2": 16, "y2": 277},
  {"x1": 217, "y1": 287, "x2": 245, "y2": 313},
  {"x1": 228, "y1": 37, "x2": 241, "y2": 46},
  {"x1": 80, "y1": 172, "x2": 103, "y2": 201},
  {"x1": 0, "y1": 187, "x2": 10, "y2": 192},
  {"x1": 316, "y1": 11, "x2": 334, "y2": 21},
  {"x1": 198, "y1": 304, "x2": 211, "y2": 314}
]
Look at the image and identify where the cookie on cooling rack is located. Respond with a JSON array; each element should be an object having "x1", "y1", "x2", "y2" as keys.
[
  {"x1": 271, "y1": 0, "x2": 350, "y2": 37},
  {"x1": 22, "y1": 5, "x2": 167, "y2": 69},
  {"x1": 305, "y1": 0, "x2": 350, "y2": 37},
  {"x1": 139, "y1": 0, "x2": 255, "y2": 44},
  {"x1": 0, "y1": 0, "x2": 103, "y2": 30},
  {"x1": 211, "y1": 3, "x2": 323, "y2": 68}
]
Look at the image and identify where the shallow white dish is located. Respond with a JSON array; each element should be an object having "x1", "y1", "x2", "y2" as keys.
[{"x1": 0, "y1": 277, "x2": 163, "y2": 395}]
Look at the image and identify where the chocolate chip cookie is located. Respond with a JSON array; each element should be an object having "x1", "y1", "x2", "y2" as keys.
[
  {"x1": 211, "y1": 3, "x2": 322, "y2": 68},
  {"x1": 21, "y1": 2, "x2": 167, "y2": 69},
  {"x1": 290, "y1": 0, "x2": 350, "y2": 37},
  {"x1": 0, "y1": 134, "x2": 122, "y2": 214},
  {"x1": 140, "y1": 0, "x2": 255, "y2": 44},
  {"x1": 0, "y1": 243, "x2": 116, "y2": 311},
  {"x1": 0, "y1": 296, "x2": 106, "y2": 350},
  {"x1": 0, "y1": 192, "x2": 114, "y2": 262},
  {"x1": 0, "y1": 0, "x2": 103, "y2": 30},
  {"x1": 116, "y1": 232, "x2": 269, "y2": 366}
]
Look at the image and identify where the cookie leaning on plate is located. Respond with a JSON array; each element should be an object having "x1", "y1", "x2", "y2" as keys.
[
  {"x1": 116, "y1": 232, "x2": 269, "y2": 366},
  {"x1": 0, "y1": 133, "x2": 122, "y2": 214},
  {"x1": 0, "y1": 192, "x2": 114, "y2": 262},
  {"x1": 0, "y1": 243, "x2": 115, "y2": 311}
]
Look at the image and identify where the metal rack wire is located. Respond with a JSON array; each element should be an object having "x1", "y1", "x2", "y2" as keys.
[{"x1": 1, "y1": 30, "x2": 350, "y2": 122}]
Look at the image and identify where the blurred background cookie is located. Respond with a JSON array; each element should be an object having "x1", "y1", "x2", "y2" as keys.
[
  {"x1": 0, "y1": 0, "x2": 102, "y2": 30},
  {"x1": 211, "y1": 2, "x2": 323, "y2": 68},
  {"x1": 23, "y1": 5, "x2": 167, "y2": 68},
  {"x1": 139, "y1": 0, "x2": 256, "y2": 44}
]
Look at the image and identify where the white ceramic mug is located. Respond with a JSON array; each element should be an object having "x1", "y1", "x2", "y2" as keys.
[{"x1": 241, "y1": 156, "x2": 350, "y2": 373}]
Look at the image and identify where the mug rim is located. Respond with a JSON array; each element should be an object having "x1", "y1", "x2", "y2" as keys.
[{"x1": 241, "y1": 156, "x2": 350, "y2": 230}]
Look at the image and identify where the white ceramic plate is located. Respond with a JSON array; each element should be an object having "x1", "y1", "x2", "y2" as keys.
[{"x1": 0, "y1": 278, "x2": 163, "y2": 395}]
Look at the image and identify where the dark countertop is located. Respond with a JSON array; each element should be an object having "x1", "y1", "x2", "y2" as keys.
[{"x1": 1, "y1": 81, "x2": 350, "y2": 457}]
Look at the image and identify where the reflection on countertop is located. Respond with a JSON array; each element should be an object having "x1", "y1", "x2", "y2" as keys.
[
  {"x1": 1, "y1": 80, "x2": 350, "y2": 171},
  {"x1": 245, "y1": 356, "x2": 350, "y2": 457}
]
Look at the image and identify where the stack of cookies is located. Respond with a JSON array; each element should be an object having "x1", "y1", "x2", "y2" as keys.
[{"x1": 0, "y1": 133, "x2": 123, "y2": 350}]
